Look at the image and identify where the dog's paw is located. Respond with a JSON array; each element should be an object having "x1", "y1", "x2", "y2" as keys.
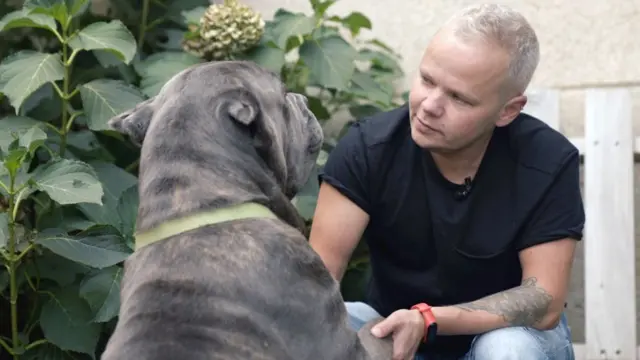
[{"x1": 357, "y1": 317, "x2": 394, "y2": 359}]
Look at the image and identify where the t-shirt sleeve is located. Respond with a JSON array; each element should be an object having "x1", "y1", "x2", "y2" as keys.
[
  {"x1": 318, "y1": 122, "x2": 371, "y2": 214},
  {"x1": 515, "y1": 150, "x2": 585, "y2": 251}
]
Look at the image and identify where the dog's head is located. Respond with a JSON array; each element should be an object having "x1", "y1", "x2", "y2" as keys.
[{"x1": 107, "y1": 61, "x2": 323, "y2": 229}]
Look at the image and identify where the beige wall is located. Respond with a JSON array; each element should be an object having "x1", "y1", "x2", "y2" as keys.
[{"x1": 245, "y1": 0, "x2": 640, "y2": 137}]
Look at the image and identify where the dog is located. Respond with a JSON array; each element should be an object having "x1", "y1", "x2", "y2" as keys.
[{"x1": 100, "y1": 60, "x2": 393, "y2": 360}]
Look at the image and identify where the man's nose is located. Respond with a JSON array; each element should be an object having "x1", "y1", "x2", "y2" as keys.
[{"x1": 419, "y1": 88, "x2": 445, "y2": 118}]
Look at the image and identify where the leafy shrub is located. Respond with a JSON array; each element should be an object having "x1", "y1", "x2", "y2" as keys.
[
  {"x1": 235, "y1": 0, "x2": 408, "y2": 221},
  {"x1": 0, "y1": 0, "x2": 406, "y2": 358}
]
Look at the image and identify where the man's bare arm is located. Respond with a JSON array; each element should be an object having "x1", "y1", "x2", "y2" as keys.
[
  {"x1": 454, "y1": 276, "x2": 553, "y2": 326},
  {"x1": 429, "y1": 238, "x2": 576, "y2": 335},
  {"x1": 308, "y1": 183, "x2": 369, "y2": 281}
]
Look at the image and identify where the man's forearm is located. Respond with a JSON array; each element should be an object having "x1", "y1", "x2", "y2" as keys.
[{"x1": 432, "y1": 277, "x2": 556, "y2": 335}]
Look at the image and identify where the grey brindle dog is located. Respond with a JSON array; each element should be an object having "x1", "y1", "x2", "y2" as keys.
[{"x1": 100, "y1": 60, "x2": 392, "y2": 360}]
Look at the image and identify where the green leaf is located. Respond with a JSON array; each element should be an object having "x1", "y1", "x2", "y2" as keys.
[
  {"x1": 167, "y1": 0, "x2": 211, "y2": 19},
  {"x1": 36, "y1": 225, "x2": 132, "y2": 269},
  {"x1": 39, "y1": 285, "x2": 102, "y2": 358},
  {"x1": 268, "y1": 10, "x2": 316, "y2": 49},
  {"x1": 116, "y1": 184, "x2": 138, "y2": 243},
  {"x1": 0, "y1": 50, "x2": 64, "y2": 113},
  {"x1": 365, "y1": 38, "x2": 398, "y2": 56},
  {"x1": 359, "y1": 49, "x2": 403, "y2": 74},
  {"x1": 181, "y1": 6, "x2": 206, "y2": 25},
  {"x1": 30, "y1": 158, "x2": 104, "y2": 205},
  {"x1": 341, "y1": 258, "x2": 370, "y2": 301},
  {"x1": 34, "y1": 191, "x2": 97, "y2": 231},
  {"x1": 0, "y1": 116, "x2": 45, "y2": 154},
  {"x1": 3, "y1": 146, "x2": 28, "y2": 180},
  {"x1": 23, "y1": 342, "x2": 81, "y2": 360},
  {"x1": 0, "y1": 213, "x2": 8, "y2": 249},
  {"x1": 64, "y1": 130, "x2": 116, "y2": 163},
  {"x1": 349, "y1": 104, "x2": 384, "y2": 119},
  {"x1": 77, "y1": 161, "x2": 137, "y2": 233},
  {"x1": 307, "y1": 96, "x2": 330, "y2": 121},
  {"x1": 133, "y1": 51, "x2": 202, "y2": 97},
  {"x1": 311, "y1": 25, "x2": 340, "y2": 39},
  {"x1": 24, "y1": 0, "x2": 89, "y2": 26},
  {"x1": 241, "y1": 45, "x2": 286, "y2": 74},
  {"x1": 22, "y1": 249, "x2": 91, "y2": 286},
  {"x1": 316, "y1": 149, "x2": 329, "y2": 167},
  {"x1": 339, "y1": 12, "x2": 372, "y2": 37},
  {"x1": 79, "y1": 266, "x2": 123, "y2": 323},
  {"x1": 78, "y1": 79, "x2": 146, "y2": 131},
  {"x1": 19, "y1": 126, "x2": 48, "y2": 154},
  {"x1": 0, "y1": 271, "x2": 8, "y2": 294},
  {"x1": 310, "y1": 0, "x2": 336, "y2": 18},
  {"x1": 299, "y1": 35, "x2": 357, "y2": 90},
  {"x1": 292, "y1": 165, "x2": 320, "y2": 221},
  {"x1": 20, "y1": 82, "x2": 58, "y2": 119},
  {"x1": 347, "y1": 70, "x2": 393, "y2": 104},
  {"x1": 67, "y1": 20, "x2": 137, "y2": 65},
  {"x1": 0, "y1": 9, "x2": 58, "y2": 34}
]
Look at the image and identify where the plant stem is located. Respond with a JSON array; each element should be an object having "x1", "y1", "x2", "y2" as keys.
[
  {"x1": 59, "y1": 33, "x2": 70, "y2": 157},
  {"x1": 7, "y1": 174, "x2": 18, "y2": 360},
  {"x1": 137, "y1": 0, "x2": 150, "y2": 53},
  {"x1": 24, "y1": 339, "x2": 48, "y2": 351},
  {"x1": 125, "y1": 158, "x2": 140, "y2": 173},
  {"x1": 0, "y1": 337, "x2": 12, "y2": 356}
]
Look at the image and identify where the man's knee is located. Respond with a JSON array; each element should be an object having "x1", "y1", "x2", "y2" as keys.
[
  {"x1": 468, "y1": 326, "x2": 573, "y2": 360},
  {"x1": 344, "y1": 302, "x2": 381, "y2": 331}
]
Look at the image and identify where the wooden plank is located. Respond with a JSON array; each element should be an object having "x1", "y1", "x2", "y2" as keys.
[
  {"x1": 523, "y1": 88, "x2": 560, "y2": 130},
  {"x1": 583, "y1": 88, "x2": 637, "y2": 359},
  {"x1": 568, "y1": 136, "x2": 640, "y2": 155},
  {"x1": 573, "y1": 344, "x2": 640, "y2": 359}
]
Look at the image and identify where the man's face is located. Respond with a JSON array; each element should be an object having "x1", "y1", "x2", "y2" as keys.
[{"x1": 408, "y1": 29, "x2": 525, "y2": 152}]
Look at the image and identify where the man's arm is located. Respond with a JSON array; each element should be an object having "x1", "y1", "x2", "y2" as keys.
[
  {"x1": 430, "y1": 150, "x2": 584, "y2": 335},
  {"x1": 309, "y1": 182, "x2": 369, "y2": 281},
  {"x1": 431, "y1": 237, "x2": 577, "y2": 335},
  {"x1": 308, "y1": 122, "x2": 373, "y2": 281}
]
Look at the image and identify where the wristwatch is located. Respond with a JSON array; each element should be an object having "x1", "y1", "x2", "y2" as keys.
[{"x1": 411, "y1": 303, "x2": 438, "y2": 344}]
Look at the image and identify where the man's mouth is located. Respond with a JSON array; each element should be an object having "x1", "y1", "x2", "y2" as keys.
[{"x1": 415, "y1": 116, "x2": 439, "y2": 133}]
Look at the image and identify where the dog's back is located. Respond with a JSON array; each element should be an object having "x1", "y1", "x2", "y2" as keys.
[{"x1": 101, "y1": 219, "x2": 388, "y2": 360}]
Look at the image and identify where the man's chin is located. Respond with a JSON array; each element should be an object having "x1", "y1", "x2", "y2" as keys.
[{"x1": 410, "y1": 126, "x2": 442, "y2": 150}]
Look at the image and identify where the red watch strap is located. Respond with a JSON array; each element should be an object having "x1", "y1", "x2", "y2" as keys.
[{"x1": 411, "y1": 303, "x2": 437, "y2": 343}]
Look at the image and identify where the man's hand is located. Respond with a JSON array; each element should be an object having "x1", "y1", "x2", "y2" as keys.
[{"x1": 370, "y1": 309, "x2": 425, "y2": 360}]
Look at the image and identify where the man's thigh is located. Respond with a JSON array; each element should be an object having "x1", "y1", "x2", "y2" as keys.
[
  {"x1": 463, "y1": 313, "x2": 575, "y2": 360},
  {"x1": 345, "y1": 301, "x2": 384, "y2": 331}
]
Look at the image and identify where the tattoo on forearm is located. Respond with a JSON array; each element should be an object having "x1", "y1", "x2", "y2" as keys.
[{"x1": 454, "y1": 277, "x2": 553, "y2": 326}]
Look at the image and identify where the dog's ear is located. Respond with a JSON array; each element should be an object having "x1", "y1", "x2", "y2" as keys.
[
  {"x1": 224, "y1": 91, "x2": 288, "y2": 189},
  {"x1": 228, "y1": 99, "x2": 258, "y2": 126},
  {"x1": 108, "y1": 97, "x2": 156, "y2": 146}
]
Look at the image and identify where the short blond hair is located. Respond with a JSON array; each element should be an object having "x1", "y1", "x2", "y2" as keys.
[{"x1": 444, "y1": 3, "x2": 540, "y2": 94}]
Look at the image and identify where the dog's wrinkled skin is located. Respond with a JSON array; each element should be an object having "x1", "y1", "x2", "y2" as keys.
[{"x1": 100, "y1": 61, "x2": 392, "y2": 360}]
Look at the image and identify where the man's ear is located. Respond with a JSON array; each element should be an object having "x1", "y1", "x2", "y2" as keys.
[
  {"x1": 108, "y1": 97, "x2": 156, "y2": 146},
  {"x1": 496, "y1": 94, "x2": 527, "y2": 127}
]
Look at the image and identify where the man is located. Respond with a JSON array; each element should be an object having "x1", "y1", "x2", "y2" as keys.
[{"x1": 308, "y1": 3, "x2": 583, "y2": 360}]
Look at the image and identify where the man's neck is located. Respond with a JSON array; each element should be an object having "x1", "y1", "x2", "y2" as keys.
[{"x1": 430, "y1": 131, "x2": 494, "y2": 185}]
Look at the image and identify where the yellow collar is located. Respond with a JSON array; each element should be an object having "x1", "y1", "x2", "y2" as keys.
[{"x1": 134, "y1": 202, "x2": 277, "y2": 250}]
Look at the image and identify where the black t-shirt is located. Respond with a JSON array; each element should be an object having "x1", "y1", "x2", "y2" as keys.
[{"x1": 319, "y1": 104, "x2": 585, "y2": 356}]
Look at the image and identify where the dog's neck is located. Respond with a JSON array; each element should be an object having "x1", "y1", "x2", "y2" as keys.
[
  {"x1": 134, "y1": 146, "x2": 307, "y2": 236},
  {"x1": 134, "y1": 202, "x2": 278, "y2": 250}
]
